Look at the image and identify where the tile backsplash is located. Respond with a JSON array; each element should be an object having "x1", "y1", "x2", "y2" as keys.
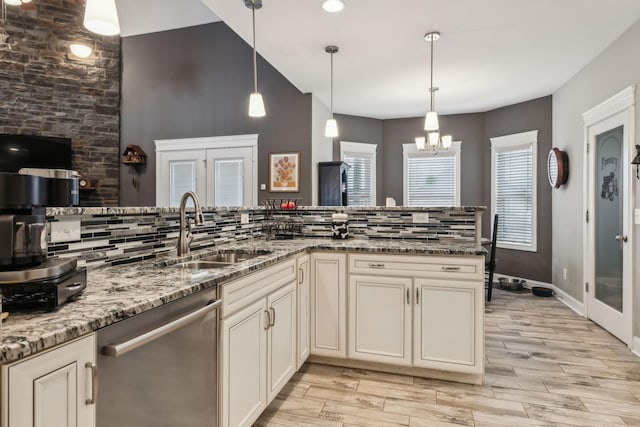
[{"x1": 46, "y1": 206, "x2": 484, "y2": 269}]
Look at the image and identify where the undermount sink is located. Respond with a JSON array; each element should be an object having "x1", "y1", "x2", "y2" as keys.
[{"x1": 173, "y1": 250, "x2": 272, "y2": 269}]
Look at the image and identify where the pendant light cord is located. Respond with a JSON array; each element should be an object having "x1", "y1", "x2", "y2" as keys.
[
  {"x1": 252, "y1": 3, "x2": 258, "y2": 93},
  {"x1": 429, "y1": 36, "x2": 434, "y2": 111},
  {"x1": 330, "y1": 51, "x2": 334, "y2": 116}
]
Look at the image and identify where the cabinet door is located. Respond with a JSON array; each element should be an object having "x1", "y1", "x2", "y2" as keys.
[
  {"x1": 310, "y1": 253, "x2": 347, "y2": 358},
  {"x1": 267, "y1": 281, "x2": 297, "y2": 402},
  {"x1": 413, "y1": 279, "x2": 483, "y2": 374},
  {"x1": 297, "y1": 254, "x2": 310, "y2": 369},
  {"x1": 4, "y1": 334, "x2": 96, "y2": 427},
  {"x1": 221, "y1": 298, "x2": 268, "y2": 427},
  {"x1": 348, "y1": 275, "x2": 412, "y2": 366}
]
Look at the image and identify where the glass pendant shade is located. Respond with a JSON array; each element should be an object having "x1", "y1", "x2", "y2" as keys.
[
  {"x1": 248, "y1": 92, "x2": 266, "y2": 117},
  {"x1": 415, "y1": 137, "x2": 426, "y2": 150},
  {"x1": 428, "y1": 131, "x2": 440, "y2": 147},
  {"x1": 4, "y1": 0, "x2": 23, "y2": 5},
  {"x1": 325, "y1": 118, "x2": 338, "y2": 138},
  {"x1": 441, "y1": 135, "x2": 452, "y2": 149},
  {"x1": 70, "y1": 43, "x2": 92, "y2": 58},
  {"x1": 84, "y1": 0, "x2": 120, "y2": 36},
  {"x1": 424, "y1": 111, "x2": 439, "y2": 131}
]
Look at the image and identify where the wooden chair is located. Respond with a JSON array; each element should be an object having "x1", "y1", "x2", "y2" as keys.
[{"x1": 486, "y1": 214, "x2": 498, "y2": 301}]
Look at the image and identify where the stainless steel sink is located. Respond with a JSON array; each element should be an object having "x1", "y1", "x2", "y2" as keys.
[{"x1": 173, "y1": 250, "x2": 271, "y2": 269}]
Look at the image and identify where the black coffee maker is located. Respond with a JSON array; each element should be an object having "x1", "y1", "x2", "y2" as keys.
[{"x1": 0, "y1": 171, "x2": 86, "y2": 311}]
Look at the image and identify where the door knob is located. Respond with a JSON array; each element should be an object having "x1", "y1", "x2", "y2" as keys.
[{"x1": 615, "y1": 235, "x2": 628, "y2": 242}]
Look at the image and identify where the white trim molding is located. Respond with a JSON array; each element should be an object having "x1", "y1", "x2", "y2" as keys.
[
  {"x1": 582, "y1": 85, "x2": 636, "y2": 126},
  {"x1": 490, "y1": 130, "x2": 538, "y2": 252},
  {"x1": 155, "y1": 134, "x2": 259, "y2": 152},
  {"x1": 633, "y1": 337, "x2": 640, "y2": 358}
]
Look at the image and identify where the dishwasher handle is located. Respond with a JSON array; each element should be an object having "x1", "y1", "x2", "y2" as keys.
[{"x1": 101, "y1": 299, "x2": 222, "y2": 358}]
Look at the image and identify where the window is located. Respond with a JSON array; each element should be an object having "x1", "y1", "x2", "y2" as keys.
[
  {"x1": 155, "y1": 135, "x2": 258, "y2": 207},
  {"x1": 402, "y1": 142, "x2": 461, "y2": 206},
  {"x1": 490, "y1": 130, "x2": 538, "y2": 252},
  {"x1": 340, "y1": 141, "x2": 377, "y2": 206}
]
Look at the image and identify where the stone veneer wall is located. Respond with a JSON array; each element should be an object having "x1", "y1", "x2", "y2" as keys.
[
  {"x1": 46, "y1": 206, "x2": 483, "y2": 269},
  {"x1": 0, "y1": 0, "x2": 120, "y2": 206}
]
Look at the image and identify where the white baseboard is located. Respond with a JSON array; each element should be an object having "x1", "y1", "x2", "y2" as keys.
[
  {"x1": 493, "y1": 273, "x2": 584, "y2": 316},
  {"x1": 633, "y1": 337, "x2": 640, "y2": 358}
]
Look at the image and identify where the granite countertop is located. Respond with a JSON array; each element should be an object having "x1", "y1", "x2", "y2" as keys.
[{"x1": 0, "y1": 238, "x2": 485, "y2": 364}]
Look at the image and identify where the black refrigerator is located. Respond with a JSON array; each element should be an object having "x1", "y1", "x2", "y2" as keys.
[{"x1": 318, "y1": 161, "x2": 350, "y2": 206}]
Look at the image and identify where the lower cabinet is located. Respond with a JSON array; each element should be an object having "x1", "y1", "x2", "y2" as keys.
[
  {"x1": 1, "y1": 334, "x2": 97, "y2": 427},
  {"x1": 310, "y1": 253, "x2": 347, "y2": 358},
  {"x1": 220, "y1": 259, "x2": 297, "y2": 427},
  {"x1": 296, "y1": 254, "x2": 310, "y2": 369}
]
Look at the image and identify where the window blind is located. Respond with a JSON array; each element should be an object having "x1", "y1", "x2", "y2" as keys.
[
  {"x1": 343, "y1": 152, "x2": 374, "y2": 206},
  {"x1": 495, "y1": 146, "x2": 534, "y2": 246},
  {"x1": 214, "y1": 159, "x2": 243, "y2": 207},
  {"x1": 407, "y1": 155, "x2": 456, "y2": 206},
  {"x1": 169, "y1": 160, "x2": 196, "y2": 207}
]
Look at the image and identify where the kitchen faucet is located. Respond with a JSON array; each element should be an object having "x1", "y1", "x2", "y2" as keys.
[{"x1": 177, "y1": 191, "x2": 205, "y2": 256}]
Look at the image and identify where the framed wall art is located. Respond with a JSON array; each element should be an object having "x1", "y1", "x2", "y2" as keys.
[{"x1": 269, "y1": 152, "x2": 300, "y2": 192}]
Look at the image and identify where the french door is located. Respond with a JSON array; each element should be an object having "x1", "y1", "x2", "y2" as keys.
[{"x1": 583, "y1": 87, "x2": 635, "y2": 346}]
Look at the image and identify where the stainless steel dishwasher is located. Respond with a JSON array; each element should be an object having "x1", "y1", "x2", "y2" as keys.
[{"x1": 96, "y1": 286, "x2": 220, "y2": 427}]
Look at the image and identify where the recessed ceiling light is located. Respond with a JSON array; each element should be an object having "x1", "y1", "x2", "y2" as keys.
[{"x1": 322, "y1": 0, "x2": 344, "y2": 13}]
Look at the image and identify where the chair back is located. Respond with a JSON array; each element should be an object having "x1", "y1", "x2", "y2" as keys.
[{"x1": 489, "y1": 214, "x2": 498, "y2": 267}]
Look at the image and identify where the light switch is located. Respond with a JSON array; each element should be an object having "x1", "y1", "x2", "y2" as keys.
[
  {"x1": 635, "y1": 209, "x2": 640, "y2": 225},
  {"x1": 260, "y1": 184, "x2": 266, "y2": 191},
  {"x1": 412, "y1": 213, "x2": 430, "y2": 224},
  {"x1": 50, "y1": 220, "x2": 81, "y2": 243},
  {"x1": 240, "y1": 213, "x2": 249, "y2": 224}
]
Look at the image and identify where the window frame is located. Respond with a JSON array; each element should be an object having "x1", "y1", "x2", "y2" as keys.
[
  {"x1": 340, "y1": 141, "x2": 377, "y2": 206},
  {"x1": 490, "y1": 130, "x2": 538, "y2": 252},
  {"x1": 402, "y1": 141, "x2": 461, "y2": 207}
]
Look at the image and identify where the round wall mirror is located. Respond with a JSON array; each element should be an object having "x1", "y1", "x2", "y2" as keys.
[{"x1": 547, "y1": 148, "x2": 569, "y2": 188}]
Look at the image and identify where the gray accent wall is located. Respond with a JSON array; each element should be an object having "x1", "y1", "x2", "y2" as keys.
[
  {"x1": 484, "y1": 96, "x2": 553, "y2": 283},
  {"x1": 120, "y1": 22, "x2": 311, "y2": 206},
  {"x1": 553, "y1": 18, "x2": 640, "y2": 337}
]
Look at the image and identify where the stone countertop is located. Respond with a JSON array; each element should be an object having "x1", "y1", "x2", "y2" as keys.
[{"x1": 0, "y1": 238, "x2": 485, "y2": 364}]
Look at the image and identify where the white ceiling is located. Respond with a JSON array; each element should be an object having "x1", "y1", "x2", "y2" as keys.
[{"x1": 119, "y1": 0, "x2": 640, "y2": 119}]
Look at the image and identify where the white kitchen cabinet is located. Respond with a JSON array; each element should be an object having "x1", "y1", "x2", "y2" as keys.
[
  {"x1": 1, "y1": 334, "x2": 96, "y2": 427},
  {"x1": 413, "y1": 279, "x2": 482, "y2": 374},
  {"x1": 219, "y1": 260, "x2": 298, "y2": 427},
  {"x1": 310, "y1": 253, "x2": 347, "y2": 358},
  {"x1": 296, "y1": 254, "x2": 310, "y2": 369},
  {"x1": 348, "y1": 275, "x2": 413, "y2": 365},
  {"x1": 221, "y1": 298, "x2": 268, "y2": 427},
  {"x1": 267, "y1": 282, "x2": 297, "y2": 402}
]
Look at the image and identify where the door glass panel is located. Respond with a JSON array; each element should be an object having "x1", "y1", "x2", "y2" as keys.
[
  {"x1": 595, "y1": 125, "x2": 623, "y2": 312},
  {"x1": 169, "y1": 160, "x2": 196, "y2": 207},
  {"x1": 214, "y1": 159, "x2": 243, "y2": 206}
]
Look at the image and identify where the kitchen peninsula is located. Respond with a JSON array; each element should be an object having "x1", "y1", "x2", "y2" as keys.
[{"x1": 0, "y1": 206, "x2": 485, "y2": 427}]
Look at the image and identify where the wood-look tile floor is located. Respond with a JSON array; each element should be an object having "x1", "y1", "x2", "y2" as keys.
[{"x1": 255, "y1": 288, "x2": 640, "y2": 427}]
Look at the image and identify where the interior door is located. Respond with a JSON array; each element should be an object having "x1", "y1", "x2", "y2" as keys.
[
  {"x1": 206, "y1": 147, "x2": 255, "y2": 207},
  {"x1": 157, "y1": 149, "x2": 206, "y2": 207},
  {"x1": 586, "y1": 110, "x2": 632, "y2": 345}
]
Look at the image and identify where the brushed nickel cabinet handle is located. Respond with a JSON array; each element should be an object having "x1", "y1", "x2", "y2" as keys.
[
  {"x1": 269, "y1": 307, "x2": 276, "y2": 327},
  {"x1": 368, "y1": 263, "x2": 385, "y2": 268},
  {"x1": 416, "y1": 288, "x2": 419, "y2": 305},
  {"x1": 442, "y1": 266, "x2": 461, "y2": 271},
  {"x1": 264, "y1": 309, "x2": 271, "y2": 330},
  {"x1": 299, "y1": 267, "x2": 304, "y2": 284},
  {"x1": 406, "y1": 288, "x2": 410, "y2": 305},
  {"x1": 85, "y1": 362, "x2": 98, "y2": 405}
]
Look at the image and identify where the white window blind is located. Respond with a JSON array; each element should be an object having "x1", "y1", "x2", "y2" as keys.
[
  {"x1": 214, "y1": 159, "x2": 243, "y2": 207},
  {"x1": 169, "y1": 160, "x2": 196, "y2": 207},
  {"x1": 491, "y1": 130, "x2": 537, "y2": 252},
  {"x1": 340, "y1": 141, "x2": 377, "y2": 206},
  {"x1": 407, "y1": 155, "x2": 456, "y2": 206}
]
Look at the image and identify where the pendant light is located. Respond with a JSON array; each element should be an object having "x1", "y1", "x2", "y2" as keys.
[
  {"x1": 416, "y1": 31, "x2": 454, "y2": 155},
  {"x1": 424, "y1": 31, "x2": 440, "y2": 131},
  {"x1": 246, "y1": 0, "x2": 265, "y2": 117},
  {"x1": 324, "y1": 45, "x2": 339, "y2": 138},
  {"x1": 84, "y1": 0, "x2": 120, "y2": 36}
]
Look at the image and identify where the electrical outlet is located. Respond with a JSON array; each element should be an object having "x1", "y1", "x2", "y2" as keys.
[
  {"x1": 50, "y1": 220, "x2": 81, "y2": 243},
  {"x1": 563, "y1": 268, "x2": 567, "y2": 280},
  {"x1": 240, "y1": 213, "x2": 249, "y2": 224},
  {"x1": 635, "y1": 208, "x2": 640, "y2": 225},
  {"x1": 412, "y1": 213, "x2": 430, "y2": 224}
]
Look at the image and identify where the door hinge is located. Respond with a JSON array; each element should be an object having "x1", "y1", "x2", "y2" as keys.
[
  {"x1": 586, "y1": 143, "x2": 590, "y2": 153},
  {"x1": 586, "y1": 210, "x2": 589, "y2": 223},
  {"x1": 586, "y1": 282, "x2": 589, "y2": 293}
]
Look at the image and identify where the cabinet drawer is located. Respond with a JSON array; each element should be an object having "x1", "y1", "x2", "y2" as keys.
[
  {"x1": 221, "y1": 259, "x2": 296, "y2": 318},
  {"x1": 349, "y1": 253, "x2": 483, "y2": 281}
]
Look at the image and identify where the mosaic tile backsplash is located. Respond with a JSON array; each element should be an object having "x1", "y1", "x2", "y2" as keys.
[{"x1": 46, "y1": 206, "x2": 484, "y2": 269}]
